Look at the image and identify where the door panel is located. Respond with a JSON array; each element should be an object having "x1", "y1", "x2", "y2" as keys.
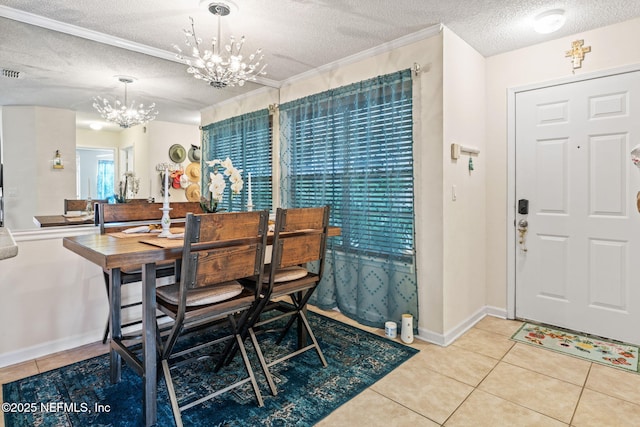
[{"x1": 515, "y1": 70, "x2": 640, "y2": 345}]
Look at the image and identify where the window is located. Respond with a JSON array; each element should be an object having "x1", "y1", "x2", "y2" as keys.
[
  {"x1": 76, "y1": 148, "x2": 115, "y2": 199},
  {"x1": 280, "y1": 70, "x2": 414, "y2": 260},
  {"x1": 278, "y1": 69, "x2": 418, "y2": 326},
  {"x1": 201, "y1": 109, "x2": 272, "y2": 211},
  {"x1": 96, "y1": 160, "x2": 115, "y2": 199}
]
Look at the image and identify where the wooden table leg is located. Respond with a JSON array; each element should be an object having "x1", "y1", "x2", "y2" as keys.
[
  {"x1": 141, "y1": 263, "x2": 158, "y2": 427},
  {"x1": 109, "y1": 268, "x2": 122, "y2": 384}
]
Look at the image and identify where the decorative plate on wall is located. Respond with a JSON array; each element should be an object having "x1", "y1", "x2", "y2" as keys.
[{"x1": 168, "y1": 144, "x2": 186, "y2": 163}]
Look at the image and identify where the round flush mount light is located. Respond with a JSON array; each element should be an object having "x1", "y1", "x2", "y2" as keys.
[
  {"x1": 533, "y1": 9, "x2": 566, "y2": 34},
  {"x1": 89, "y1": 122, "x2": 103, "y2": 131}
]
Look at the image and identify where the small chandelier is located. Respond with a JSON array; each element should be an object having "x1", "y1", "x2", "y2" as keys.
[
  {"x1": 174, "y1": 2, "x2": 267, "y2": 88},
  {"x1": 93, "y1": 77, "x2": 158, "y2": 128}
]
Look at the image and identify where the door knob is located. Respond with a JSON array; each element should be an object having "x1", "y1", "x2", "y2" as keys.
[{"x1": 517, "y1": 219, "x2": 528, "y2": 252}]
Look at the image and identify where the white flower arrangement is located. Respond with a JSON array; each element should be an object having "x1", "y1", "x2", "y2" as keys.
[
  {"x1": 202, "y1": 157, "x2": 243, "y2": 212},
  {"x1": 115, "y1": 171, "x2": 140, "y2": 203}
]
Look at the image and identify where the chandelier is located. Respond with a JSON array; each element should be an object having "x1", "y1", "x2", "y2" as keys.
[
  {"x1": 174, "y1": 2, "x2": 267, "y2": 88},
  {"x1": 93, "y1": 77, "x2": 158, "y2": 128}
]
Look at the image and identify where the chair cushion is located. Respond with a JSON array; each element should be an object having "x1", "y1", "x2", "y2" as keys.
[
  {"x1": 121, "y1": 260, "x2": 175, "y2": 275},
  {"x1": 157, "y1": 281, "x2": 244, "y2": 306},
  {"x1": 261, "y1": 265, "x2": 309, "y2": 283}
]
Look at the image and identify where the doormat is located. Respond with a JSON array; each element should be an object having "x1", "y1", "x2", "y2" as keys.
[{"x1": 511, "y1": 323, "x2": 639, "y2": 373}]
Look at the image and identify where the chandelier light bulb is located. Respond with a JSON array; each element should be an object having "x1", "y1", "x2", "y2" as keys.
[
  {"x1": 92, "y1": 77, "x2": 158, "y2": 128},
  {"x1": 175, "y1": 2, "x2": 267, "y2": 89}
]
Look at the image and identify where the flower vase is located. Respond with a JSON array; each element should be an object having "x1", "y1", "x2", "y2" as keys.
[{"x1": 200, "y1": 197, "x2": 219, "y2": 213}]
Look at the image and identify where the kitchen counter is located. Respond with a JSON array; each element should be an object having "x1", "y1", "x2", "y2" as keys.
[{"x1": 0, "y1": 227, "x2": 18, "y2": 260}]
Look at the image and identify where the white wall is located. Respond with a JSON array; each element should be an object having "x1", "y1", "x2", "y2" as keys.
[
  {"x1": 2, "y1": 106, "x2": 76, "y2": 230},
  {"x1": 485, "y1": 17, "x2": 640, "y2": 312},
  {"x1": 201, "y1": 87, "x2": 279, "y2": 125},
  {"x1": 0, "y1": 227, "x2": 106, "y2": 367},
  {"x1": 77, "y1": 128, "x2": 121, "y2": 149},
  {"x1": 442, "y1": 28, "x2": 487, "y2": 335}
]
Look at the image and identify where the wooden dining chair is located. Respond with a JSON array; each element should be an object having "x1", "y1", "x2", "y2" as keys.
[
  {"x1": 247, "y1": 206, "x2": 331, "y2": 396},
  {"x1": 99, "y1": 201, "x2": 204, "y2": 343},
  {"x1": 64, "y1": 198, "x2": 107, "y2": 213},
  {"x1": 156, "y1": 211, "x2": 269, "y2": 427}
]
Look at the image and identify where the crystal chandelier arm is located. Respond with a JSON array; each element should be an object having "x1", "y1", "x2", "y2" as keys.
[
  {"x1": 92, "y1": 77, "x2": 158, "y2": 128},
  {"x1": 174, "y1": 2, "x2": 267, "y2": 89}
]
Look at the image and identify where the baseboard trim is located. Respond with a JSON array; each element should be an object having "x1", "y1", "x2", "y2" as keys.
[
  {"x1": 416, "y1": 305, "x2": 508, "y2": 347},
  {"x1": 0, "y1": 330, "x2": 103, "y2": 369}
]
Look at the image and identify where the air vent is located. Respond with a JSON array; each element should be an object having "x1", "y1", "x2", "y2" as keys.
[{"x1": 1, "y1": 69, "x2": 22, "y2": 79}]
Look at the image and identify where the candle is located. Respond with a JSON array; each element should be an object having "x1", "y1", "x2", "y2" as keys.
[
  {"x1": 149, "y1": 179, "x2": 152, "y2": 198},
  {"x1": 247, "y1": 172, "x2": 253, "y2": 210},
  {"x1": 163, "y1": 168, "x2": 169, "y2": 207},
  {"x1": 87, "y1": 178, "x2": 91, "y2": 198}
]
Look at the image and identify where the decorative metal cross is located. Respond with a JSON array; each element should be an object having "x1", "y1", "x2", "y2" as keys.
[{"x1": 565, "y1": 39, "x2": 591, "y2": 71}]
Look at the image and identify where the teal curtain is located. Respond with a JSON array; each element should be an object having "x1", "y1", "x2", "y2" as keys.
[
  {"x1": 278, "y1": 69, "x2": 418, "y2": 328},
  {"x1": 96, "y1": 160, "x2": 114, "y2": 200},
  {"x1": 201, "y1": 109, "x2": 272, "y2": 211}
]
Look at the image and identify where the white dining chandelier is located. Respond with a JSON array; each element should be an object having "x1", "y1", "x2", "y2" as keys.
[
  {"x1": 174, "y1": 2, "x2": 267, "y2": 88},
  {"x1": 92, "y1": 77, "x2": 158, "y2": 128}
]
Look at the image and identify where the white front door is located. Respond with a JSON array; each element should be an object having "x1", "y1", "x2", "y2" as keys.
[{"x1": 515, "y1": 70, "x2": 640, "y2": 345}]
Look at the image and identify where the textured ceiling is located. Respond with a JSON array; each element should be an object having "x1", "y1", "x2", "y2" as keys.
[{"x1": 1, "y1": 0, "x2": 639, "y2": 130}]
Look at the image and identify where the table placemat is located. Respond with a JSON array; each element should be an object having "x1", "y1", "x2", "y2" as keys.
[
  {"x1": 65, "y1": 215, "x2": 94, "y2": 222},
  {"x1": 138, "y1": 237, "x2": 184, "y2": 248},
  {"x1": 108, "y1": 231, "x2": 154, "y2": 239},
  {"x1": 108, "y1": 228, "x2": 184, "y2": 239}
]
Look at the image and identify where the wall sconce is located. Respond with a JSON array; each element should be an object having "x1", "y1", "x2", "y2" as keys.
[{"x1": 53, "y1": 150, "x2": 64, "y2": 169}]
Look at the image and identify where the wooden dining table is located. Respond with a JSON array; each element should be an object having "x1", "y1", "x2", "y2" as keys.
[
  {"x1": 63, "y1": 225, "x2": 340, "y2": 427},
  {"x1": 33, "y1": 214, "x2": 96, "y2": 227}
]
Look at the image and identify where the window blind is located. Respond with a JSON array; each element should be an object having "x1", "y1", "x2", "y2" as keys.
[
  {"x1": 201, "y1": 109, "x2": 272, "y2": 211},
  {"x1": 280, "y1": 71, "x2": 414, "y2": 260}
]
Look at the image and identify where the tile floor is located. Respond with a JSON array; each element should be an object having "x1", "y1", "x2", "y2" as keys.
[{"x1": 2, "y1": 307, "x2": 639, "y2": 426}]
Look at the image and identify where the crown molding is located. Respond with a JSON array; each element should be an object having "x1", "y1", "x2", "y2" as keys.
[
  {"x1": 281, "y1": 23, "x2": 443, "y2": 87},
  {"x1": 0, "y1": 5, "x2": 178, "y2": 63}
]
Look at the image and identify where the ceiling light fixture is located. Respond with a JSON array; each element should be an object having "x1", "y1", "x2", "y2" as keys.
[
  {"x1": 92, "y1": 77, "x2": 158, "y2": 128},
  {"x1": 174, "y1": 2, "x2": 267, "y2": 88},
  {"x1": 533, "y1": 9, "x2": 566, "y2": 34}
]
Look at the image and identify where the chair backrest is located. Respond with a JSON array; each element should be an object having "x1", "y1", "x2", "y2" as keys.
[
  {"x1": 181, "y1": 211, "x2": 269, "y2": 292},
  {"x1": 270, "y1": 205, "x2": 330, "y2": 279},
  {"x1": 64, "y1": 198, "x2": 107, "y2": 213},
  {"x1": 98, "y1": 202, "x2": 204, "y2": 234}
]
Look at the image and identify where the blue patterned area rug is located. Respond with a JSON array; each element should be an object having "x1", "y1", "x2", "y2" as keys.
[{"x1": 3, "y1": 312, "x2": 418, "y2": 426}]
